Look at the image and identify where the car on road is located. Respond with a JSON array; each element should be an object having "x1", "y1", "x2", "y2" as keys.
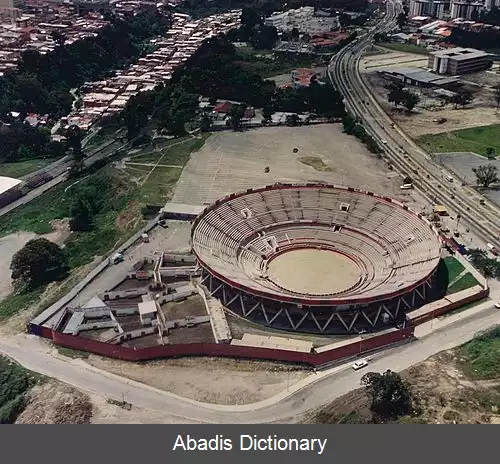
[
  {"x1": 352, "y1": 359, "x2": 369, "y2": 370},
  {"x1": 495, "y1": 303, "x2": 500, "y2": 309},
  {"x1": 381, "y1": 139, "x2": 387, "y2": 145}
]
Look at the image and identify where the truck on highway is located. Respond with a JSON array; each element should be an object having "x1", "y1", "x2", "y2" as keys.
[{"x1": 487, "y1": 243, "x2": 499, "y2": 256}]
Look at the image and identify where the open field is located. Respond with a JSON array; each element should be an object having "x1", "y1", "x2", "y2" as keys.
[
  {"x1": 361, "y1": 51, "x2": 500, "y2": 138},
  {"x1": 171, "y1": 125, "x2": 415, "y2": 208},
  {"x1": 86, "y1": 355, "x2": 310, "y2": 405},
  {"x1": 457, "y1": 326, "x2": 500, "y2": 380},
  {"x1": 379, "y1": 43, "x2": 429, "y2": 55},
  {"x1": 307, "y1": 329, "x2": 500, "y2": 424},
  {"x1": 418, "y1": 125, "x2": 500, "y2": 157},
  {"x1": 0, "y1": 159, "x2": 54, "y2": 179}
]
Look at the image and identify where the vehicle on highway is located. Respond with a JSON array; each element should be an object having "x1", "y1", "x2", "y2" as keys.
[
  {"x1": 352, "y1": 359, "x2": 369, "y2": 370},
  {"x1": 110, "y1": 252, "x2": 124, "y2": 265},
  {"x1": 381, "y1": 139, "x2": 387, "y2": 145}
]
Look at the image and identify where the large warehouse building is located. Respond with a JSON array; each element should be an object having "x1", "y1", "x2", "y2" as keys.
[{"x1": 428, "y1": 47, "x2": 492, "y2": 75}]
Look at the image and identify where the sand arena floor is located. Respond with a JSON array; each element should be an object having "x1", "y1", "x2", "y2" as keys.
[{"x1": 266, "y1": 248, "x2": 362, "y2": 295}]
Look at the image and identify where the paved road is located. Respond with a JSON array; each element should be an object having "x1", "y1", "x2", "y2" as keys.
[
  {"x1": 328, "y1": 1, "x2": 500, "y2": 250},
  {"x1": 0, "y1": 298, "x2": 499, "y2": 423}
]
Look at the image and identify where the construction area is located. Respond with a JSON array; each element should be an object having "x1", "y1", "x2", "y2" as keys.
[{"x1": 362, "y1": 48, "x2": 500, "y2": 138}]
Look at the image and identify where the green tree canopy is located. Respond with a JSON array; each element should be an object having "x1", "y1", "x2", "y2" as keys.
[
  {"x1": 361, "y1": 370, "x2": 414, "y2": 422},
  {"x1": 10, "y1": 238, "x2": 69, "y2": 288}
]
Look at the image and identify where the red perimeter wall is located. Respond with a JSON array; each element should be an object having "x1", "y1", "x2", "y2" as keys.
[
  {"x1": 38, "y1": 325, "x2": 415, "y2": 367},
  {"x1": 29, "y1": 286, "x2": 488, "y2": 367}
]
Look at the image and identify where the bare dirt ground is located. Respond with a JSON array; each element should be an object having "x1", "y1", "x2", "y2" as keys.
[
  {"x1": 86, "y1": 355, "x2": 310, "y2": 405},
  {"x1": 16, "y1": 378, "x2": 202, "y2": 424},
  {"x1": 171, "y1": 125, "x2": 407, "y2": 206},
  {"x1": 16, "y1": 379, "x2": 93, "y2": 424},
  {"x1": 305, "y1": 350, "x2": 500, "y2": 424},
  {"x1": 0, "y1": 219, "x2": 71, "y2": 300},
  {"x1": 361, "y1": 50, "x2": 500, "y2": 137}
]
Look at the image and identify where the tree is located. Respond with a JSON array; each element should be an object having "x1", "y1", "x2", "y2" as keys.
[
  {"x1": 451, "y1": 89, "x2": 474, "y2": 109},
  {"x1": 494, "y1": 84, "x2": 500, "y2": 109},
  {"x1": 229, "y1": 104, "x2": 246, "y2": 130},
  {"x1": 396, "y1": 12, "x2": 407, "y2": 31},
  {"x1": 285, "y1": 113, "x2": 300, "y2": 126},
  {"x1": 69, "y1": 196, "x2": 94, "y2": 232},
  {"x1": 361, "y1": 370, "x2": 414, "y2": 422},
  {"x1": 472, "y1": 165, "x2": 499, "y2": 188},
  {"x1": 200, "y1": 114, "x2": 212, "y2": 132},
  {"x1": 486, "y1": 147, "x2": 496, "y2": 159},
  {"x1": 262, "y1": 105, "x2": 274, "y2": 122},
  {"x1": 403, "y1": 91, "x2": 420, "y2": 112},
  {"x1": 66, "y1": 124, "x2": 83, "y2": 158},
  {"x1": 10, "y1": 238, "x2": 69, "y2": 288}
]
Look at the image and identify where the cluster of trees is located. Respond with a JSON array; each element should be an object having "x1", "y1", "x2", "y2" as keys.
[
  {"x1": 386, "y1": 82, "x2": 420, "y2": 112},
  {"x1": 10, "y1": 238, "x2": 69, "y2": 289},
  {"x1": 449, "y1": 26, "x2": 500, "y2": 51},
  {"x1": 0, "y1": 122, "x2": 66, "y2": 163},
  {"x1": 226, "y1": 7, "x2": 278, "y2": 49},
  {"x1": 361, "y1": 370, "x2": 417, "y2": 423},
  {"x1": 0, "y1": 11, "x2": 171, "y2": 118},
  {"x1": 467, "y1": 248, "x2": 500, "y2": 279},
  {"x1": 447, "y1": 89, "x2": 475, "y2": 109},
  {"x1": 473, "y1": 164, "x2": 499, "y2": 188},
  {"x1": 342, "y1": 113, "x2": 381, "y2": 154},
  {"x1": 122, "y1": 36, "x2": 347, "y2": 138},
  {"x1": 475, "y1": 5, "x2": 500, "y2": 25}
]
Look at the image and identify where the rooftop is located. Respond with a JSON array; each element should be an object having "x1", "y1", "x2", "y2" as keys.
[
  {"x1": 430, "y1": 47, "x2": 490, "y2": 60},
  {"x1": 0, "y1": 176, "x2": 22, "y2": 195}
]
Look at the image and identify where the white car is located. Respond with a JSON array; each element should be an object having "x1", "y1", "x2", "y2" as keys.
[
  {"x1": 495, "y1": 303, "x2": 500, "y2": 309},
  {"x1": 352, "y1": 359, "x2": 369, "y2": 370},
  {"x1": 381, "y1": 139, "x2": 388, "y2": 145}
]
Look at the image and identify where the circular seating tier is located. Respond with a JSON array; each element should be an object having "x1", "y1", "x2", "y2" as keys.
[{"x1": 191, "y1": 184, "x2": 441, "y2": 305}]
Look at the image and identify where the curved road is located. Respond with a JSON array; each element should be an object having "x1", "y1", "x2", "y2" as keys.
[
  {"x1": 0, "y1": 7, "x2": 499, "y2": 423},
  {"x1": 0, "y1": 298, "x2": 499, "y2": 423},
  {"x1": 328, "y1": 0, "x2": 500, "y2": 250}
]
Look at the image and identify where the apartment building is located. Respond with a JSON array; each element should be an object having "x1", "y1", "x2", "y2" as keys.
[{"x1": 428, "y1": 47, "x2": 492, "y2": 74}]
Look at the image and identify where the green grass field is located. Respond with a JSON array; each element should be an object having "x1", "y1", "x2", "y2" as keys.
[
  {"x1": 443, "y1": 256, "x2": 465, "y2": 283},
  {"x1": 418, "y1": 125, "x2": 500, "y2": 157},
  {"x1": 446, "y1": 272, "x2": 480, "y2": 295},
  {"x1": 0, "y1": 134, "x2": 209, "y2": 321},
  {"x1": 457, "y1": 326, "x2": 500, "y2": 380},
  {"x1": 379, "y1": 43, "x2": 429, "y2": 55},
  {"x1": 0, "y1": 159, "x2": 55, "y2": 179}
]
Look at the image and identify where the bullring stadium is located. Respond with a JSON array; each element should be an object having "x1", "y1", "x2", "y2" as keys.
[{"x1": 192, "y1": 183, "x2": 443, "y2": 335}]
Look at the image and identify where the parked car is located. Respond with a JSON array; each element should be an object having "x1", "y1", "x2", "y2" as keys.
[
  {"x1": 352, "y1": 359, "x2": 369, "y2": 370},
  {"x1": 495, "y1": 303, "x2": 500, "y2": 309}
]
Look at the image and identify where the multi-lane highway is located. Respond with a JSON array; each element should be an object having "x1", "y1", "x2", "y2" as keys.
[{"x1": 328, "y1": 0, "x2": 500, "y2": 250}]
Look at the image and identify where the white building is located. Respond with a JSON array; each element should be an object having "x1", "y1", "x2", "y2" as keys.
[{"x1": 265, "y1": 7, "x2": 339, "y2": 34}]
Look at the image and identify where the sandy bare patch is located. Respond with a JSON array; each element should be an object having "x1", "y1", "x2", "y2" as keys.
[
  {"x1": 16, "y1": 380, "x2": 93, "y2": 424},
  {"x1": 86, "y1": 355, "x2": 310, "y2": 405}
]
